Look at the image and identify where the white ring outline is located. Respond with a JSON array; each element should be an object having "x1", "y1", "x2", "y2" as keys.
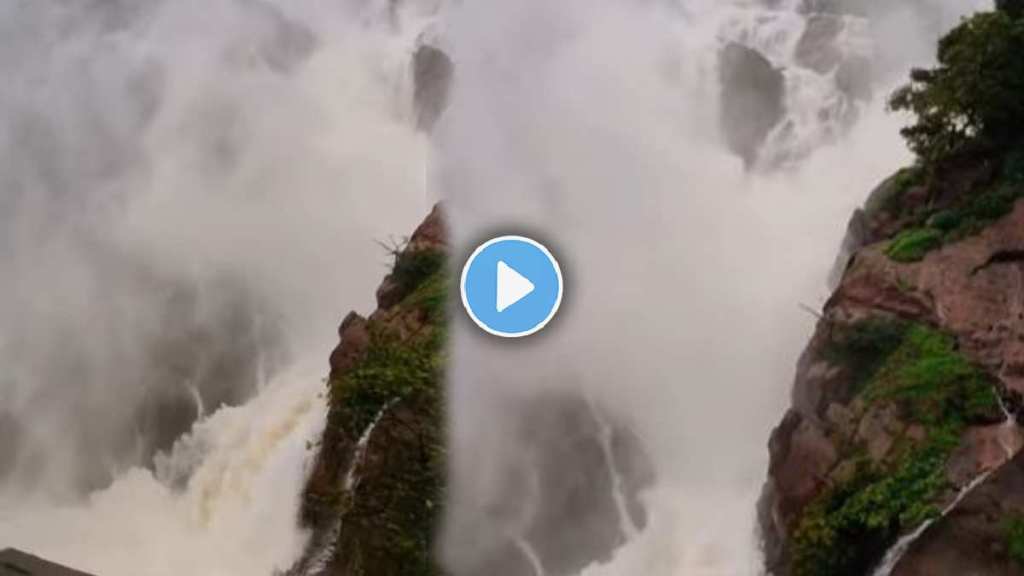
[{"x1": 459, "y1": 235, "x2": 564, "y2": 338}]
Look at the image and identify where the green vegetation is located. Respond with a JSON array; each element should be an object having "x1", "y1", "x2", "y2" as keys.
[
  {"x1": 889, "y1": 9, "x2": 1024, "y2": 163},
  {"x1": 388, "y1": 245, "x2": 447, "y2": 303},
  {"x1": 792, "y1": 322, "x2": 999, "y2": 576},
  {"x1": 863, "y1": 326, "x2": 999, "y2": 425},
  {"x1": 322, "y1": 260, "x2": 448, "y2": 576},
  {"x1": 882, "y1": 182, "x2": 1024, "y2": 262},
  {"x1": 886, "y1": 228, "x2": 943, "y2": 262},
  {"x1": 879, "y1": 4, "x2": 1024, "y2": 262},
  {"x1": 1004, "y1": 515, "x2": 1024, "y2": 565},
  {"x1": 791, "y1": 433, "x2": 954, "y2": 576},
  {"x1": 329, "y1": 327, "x2": 442, "y2": 438}
]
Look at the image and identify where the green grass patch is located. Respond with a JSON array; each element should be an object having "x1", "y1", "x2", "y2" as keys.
[
  {"x1": 886, "y1": 228, "x2": 943, "y2": 262},
  {"x1": 864, "y1": 326, "x2": 1000, "y2": 426},
  {"x1": 887, "y1": 182, "x2": 1024, "y2": 263}
]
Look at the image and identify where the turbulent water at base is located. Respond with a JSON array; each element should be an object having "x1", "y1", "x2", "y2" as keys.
[
  {"x1": 0, "y1": 1, "x2": 433, "y2": 574},
  {"x1": 0, "y1": 0, "x2": 993, "y2": 575}
]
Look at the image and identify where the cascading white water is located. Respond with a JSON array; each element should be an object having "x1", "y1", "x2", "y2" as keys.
[
  {"x1": 587, "y1": 397, "x2": 641, "y2": 541},
  {"x1": 0, "y1": 0, "x2": 995, "y2": 575},
  {"x1": 439, "y1": 0, "x2": 989, "y2": 575},
  {"x1": 0, "y1": 0, "x2": 436, "y2": 574}
]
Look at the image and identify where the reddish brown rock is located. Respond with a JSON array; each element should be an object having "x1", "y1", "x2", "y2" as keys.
[{"x1": 761, "y1": 197, "x2": 1024, "y2": 575}]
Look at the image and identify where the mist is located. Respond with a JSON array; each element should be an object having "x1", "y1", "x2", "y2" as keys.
[
  {"x1": 0, "y1": 0, "x2": 435, "y2": 573},
  {"x1": 0, "y1": 0, "x2": 994, "y2": 574},
  {"x1": 438, "y1": 0, "x2": 989, "y2": 574}
]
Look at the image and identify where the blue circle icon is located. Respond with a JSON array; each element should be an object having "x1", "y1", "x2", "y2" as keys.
[{"x1": 460, "y1": 235, "x2": 564, "y2": 338}]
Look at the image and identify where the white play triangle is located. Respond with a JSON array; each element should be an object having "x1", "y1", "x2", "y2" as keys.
[{"x1": 496, "y1": 260, "x2": 535, "y2": 312}]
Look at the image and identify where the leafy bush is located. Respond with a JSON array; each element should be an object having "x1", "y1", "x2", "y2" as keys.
[
  {"x1": 792, "y1": 324, "x2": 999, "y2": 575},
  {"x1": 791, "y1": 432, "x2": 954, "y2": 576},
  {"x1": 886, "y1": 228, "x2": 943, "y2": 262},
  {"x1": 889, "y1": 10, "x2": 1024, "y2": 163},
  {"x1": 390, "y1": 248, "x2": 446, "y2": 298}
]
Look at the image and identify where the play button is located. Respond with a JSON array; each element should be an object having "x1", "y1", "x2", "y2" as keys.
[
  {"x1": 461, "y1": 235, "x2": 563, "y2": 337},
  {"x1": 496, "y1": 261, "x2": 534, "y2": 312}
]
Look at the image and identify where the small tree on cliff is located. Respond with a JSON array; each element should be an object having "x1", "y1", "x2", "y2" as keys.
[{"x1": 889, "y1": 9, "x2": 1024, "y2": 163}]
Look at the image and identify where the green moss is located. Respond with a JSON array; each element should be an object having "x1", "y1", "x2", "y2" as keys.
[
  {"x1": 324, "y1": 260, "x2": 448, "y2": 576},
  {"x1": 888, "y1": 183, "x2": 1024, "y2": 263},
  {"x1": 792, "y1": 323, "x2": 999, "y2": 576},
  {"x1": 1005, "y1": 515, "x2": 1024, "y2": 565},
  {"x1": 864, "y1": 326, "x2": 999, "y2": 426},
  {"x1": 886, "y1": 228, "x2": 943, "y2": 262}
]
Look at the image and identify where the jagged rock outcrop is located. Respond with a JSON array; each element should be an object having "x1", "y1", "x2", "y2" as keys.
[
  {"x1": 292, "y1": 205, "x2": 449, "y2": 576},
  {"x1": 718, "y1": 42, "x2": 785, "y2": 167},
  {"x1": 445, "y1": 393, "x2": 654, "y2": 576},
  {"x1": 291, "y1": 205, "x2": 653, "y2": 576},
  {"x1": 761, "y1": 155, "x2": 1024, "y2": 575}
]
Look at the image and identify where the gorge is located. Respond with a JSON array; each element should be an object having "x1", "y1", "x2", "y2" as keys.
[{"x1": 0, "y1": 1, "x2": 1016, "y2": 576}]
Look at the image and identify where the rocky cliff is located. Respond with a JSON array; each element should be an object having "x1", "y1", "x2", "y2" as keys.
[
  {"x1": 288, "y1": 206, "x2": 653, "y2": 576},
  {"x1": 290, "y1": 205, "x2": 449, "y2": 576},
  {"x1": 760, "y1": 149, "x2": 1024, "y2": 575}
]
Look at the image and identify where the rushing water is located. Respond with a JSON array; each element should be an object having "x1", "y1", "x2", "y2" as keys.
[
  {"x1": 440, "y1": 0, "x2": 987, "y2": 575},
  {"x1": 0, "y1": 1, "x2": 432, "y2": 574},
  {"x1": 0, "y1": 0, "x2": 991, "y2": 575}
]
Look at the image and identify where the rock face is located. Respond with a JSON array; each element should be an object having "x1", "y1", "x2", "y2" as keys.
[
  {"x1": 291, "y1": 205, "x2": 653, "y2": 576},
  {"x1": 444, "y1": 393, "x2": 654, "y2": 576},
  {"x1": 761, "y1": 152, "x2": 1024, "y2": 575},
  {"x1": 718, "y1": 42, "x2": 785, "y2": 167},
  {"x1": 412, "y1": 45, "x2": 453, "y2": 132},
  {"x1": 291, "y1": 205, "x2": 449, "y2": 576}
]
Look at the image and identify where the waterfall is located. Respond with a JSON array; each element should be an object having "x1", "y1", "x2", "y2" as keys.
[
  {"x1": 514, "y1": 538, "x2": 547, "y2": 576},
  {"x1": 0, "y1": 0, "x2": 993, "y2": 575},
  {"x1": 0, "y1": 0, "x2": 433, "y2": 574},
  {"x1": 440, "y1": 0, "x2": 986, "y2": 574},
  {"x1": 587, "y1": 397, "x2": 640, "y2": 541},
  {"x1": 344, "y1": 400, "x2": 397, "y2": 491},
  {"x1": 871, "y1": 471, "x2": 994, "y2": 576},
  {"x1": 189, "y1": 382, "x2": 207, "y2": 422}
]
